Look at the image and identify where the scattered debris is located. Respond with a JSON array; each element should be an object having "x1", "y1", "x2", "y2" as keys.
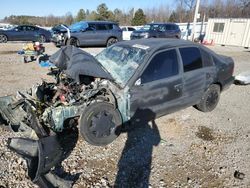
[
  {"x1": 18, "y1": 42, "x2": 48, "y2": 63},
  {"x1": 234, "y1": 170, "x2": 245, "y2": 180},
  {"x1": 235, "y1": 71, "x2": 250, "y2": 85}
]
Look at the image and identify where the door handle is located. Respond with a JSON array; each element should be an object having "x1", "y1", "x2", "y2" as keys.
[{"x1": 174, "y1": 84, "x2": 183, "y2": 92}]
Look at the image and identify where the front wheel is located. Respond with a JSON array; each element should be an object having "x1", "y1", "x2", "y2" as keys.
[
  {"x1": 106, "y1": 37, "x2": 118, "y2": 47},
  {"x1": 79, "y1": 102, "x2": 122, "y2": 146},
  {"x1": 67, "y1": 38, "x2": 79, "y2": 47},
  {"x1": 195, "y1": 84, "x2": 220, "y2": 112},
  {"x1": 0, "y1": 34, "x2": 8, "y2": 43}
]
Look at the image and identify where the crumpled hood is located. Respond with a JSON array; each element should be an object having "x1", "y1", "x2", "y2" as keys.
[{"x1": 49, "y1": 46, "x2": 114, "y2": 82}]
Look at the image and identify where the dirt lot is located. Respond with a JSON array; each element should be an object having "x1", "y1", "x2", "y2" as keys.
[{"x1": 0, "y1": 42, "x2": 249, "y2": 188}]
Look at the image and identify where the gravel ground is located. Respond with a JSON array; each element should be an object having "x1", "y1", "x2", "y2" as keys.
[{"x1": 0, "y1": 42, "x2": 249, "y2": 188}]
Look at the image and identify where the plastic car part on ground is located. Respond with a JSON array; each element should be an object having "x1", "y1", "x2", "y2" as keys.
[{"x1": 234, "y1": 71, "x2": 250, "y2": 85}]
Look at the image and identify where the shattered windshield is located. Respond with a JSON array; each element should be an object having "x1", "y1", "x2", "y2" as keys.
[
  {"x1": 95, "y1": 45, "x2": 147, "y2": 87},
  {"x1": 69, "y1": 21, "x2": 88, "y2": 32}
]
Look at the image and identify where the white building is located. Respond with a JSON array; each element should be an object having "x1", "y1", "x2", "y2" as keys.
[{"x1": 204, "y1": 18, "x2": 250, "y2": 48}]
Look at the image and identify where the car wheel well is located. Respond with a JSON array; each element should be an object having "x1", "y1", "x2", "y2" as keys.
[
  {"x1": 107, "y1": 36, "x2": 117, "y2": 42},
  {"x1": 38, "y1": 34, "x2": 46, "y2": 43},
  {"x1": 106, "y1": 37, "x2": 118, "y2": 47},
  {"x1": 212, "y1": 82, "x2": 222, "y2": 92},
  {"x1": 66, "y1": 37, "x2": 79, "y2": 47}
]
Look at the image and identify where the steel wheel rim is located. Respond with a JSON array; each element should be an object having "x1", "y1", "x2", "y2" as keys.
[
  {"x1": 107, "y1": 38, "x2": 117, "y2": 46},
  {"x1": 39, "y1": 35, "x2": 46, "y2": 43},
  {"x1": 89, "y1": 111, "x2": 115, "y2": 138},
  {"x1": 0, "y1": 35, "x2": 7, "y2": 43},
  {"x1": 70, "y1": 38, "x2": 77, "y2": 47},
  {"x1": 206, "y1": 91, "x2": 218, "y2": 109}
]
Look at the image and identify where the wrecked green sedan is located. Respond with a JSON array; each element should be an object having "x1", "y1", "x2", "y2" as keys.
[{"x1": 0, "y1": 39, "x2": 234, "y2": 147}]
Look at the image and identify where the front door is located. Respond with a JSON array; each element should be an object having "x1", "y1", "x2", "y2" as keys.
[{"x1": 129, "y1": 49, "x2": 183, "y2": 118}]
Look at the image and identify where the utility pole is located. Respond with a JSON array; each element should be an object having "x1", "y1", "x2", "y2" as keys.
[{"x1": 191, "y1": 0, "x2": 200, "y2": 41}]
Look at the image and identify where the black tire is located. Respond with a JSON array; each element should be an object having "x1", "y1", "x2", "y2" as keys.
[
  {"x1": 79, "y1": 102, "x2": 122, "y2": 146},
  {"x1": 0, "y1": 34, "x2": 8, "y2": 43},
  {"x1": 195, "y1": 84, "x2": 220, "y2": 112},
  {"x1": 67, "y1": 38, "x2": 79, "y2": 47},
  {"x1": 38, "y1": 35, "x2": 46, "y2": 43},
  {"x1": 106, "y1": 37, "x2": 118, "y2": 47}
]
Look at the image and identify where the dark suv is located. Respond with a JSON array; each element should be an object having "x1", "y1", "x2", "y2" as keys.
[
  {"x1": 51, "y1": 21, "x2": 122, "y2": 47},
  {"x1": 130, "y1": 23, "x2": 181, "y2": 40}
]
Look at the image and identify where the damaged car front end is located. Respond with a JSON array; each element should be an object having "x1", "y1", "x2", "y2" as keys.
[{"x1": 0, "y1": 45, "x2": 143, "y2": 187}]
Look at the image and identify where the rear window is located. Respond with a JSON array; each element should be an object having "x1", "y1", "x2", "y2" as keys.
[
  {"x1": 96, "y1": 24, "x2": 107, "y2": 30},
  {"x1": 112, "y1": 24, "x2": 120, "y2": 30},
  {"x1": 200, "y1": 48, "x2": 214, "y2": 67},
  {"x1": 179, "y1": 47, "x2": 202, "y2": 72}
]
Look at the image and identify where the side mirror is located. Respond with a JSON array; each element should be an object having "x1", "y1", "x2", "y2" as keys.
[
  {"x1": 14, "y1": 28, "x2": 19, "y2": 31},
  {"x1": 134, "y1": 78, "x2": 141, "y2": 86}
]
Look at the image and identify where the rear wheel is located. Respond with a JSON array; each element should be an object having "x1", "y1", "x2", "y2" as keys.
[
  {"x1": 67, "y1": 38, "x2": 79, "y2": 47},
  {"x1": 79, "y1": 102, "x2": 122, "y2": 146},
  {"x1": 106, "y1": 37, "x2": 118, "y2": 47},
  {"x1": 0, "y1": 34, "x2": 7, "y2": 43},
  {"x1": 38, "y1": 35, "x2": 46, "y2": 43},
  {"x1": 195, "y1": 84, "x2": 220, "y2": 112}
]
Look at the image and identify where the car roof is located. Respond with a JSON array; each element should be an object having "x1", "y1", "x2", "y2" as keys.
[
  {"x1": 117, "y1": 38, "x2": 198, "y2": 52},
  {"x1": 148, "y1": 22, "x2": 178, "y2": 25},
  {"x1": 84, "y1": 21, "x2": 117, "y2": 24}
]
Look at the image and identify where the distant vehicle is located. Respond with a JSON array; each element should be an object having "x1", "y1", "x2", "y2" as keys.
[
  {"x1": 130, "y1": 23, "x2": 181, "y2": 40},
  {"x1": 121, "y1": 26, "x2": 136, "y2": 40},
  {"x1": 0, "y1": 25, "x2": 52, "y2": 43},
  {"x1": 51, "y1": 21, "x2": 122, "y2": 47},
  {"x1": 51, "y1": 24, "x2": 68, "y2": 34}
]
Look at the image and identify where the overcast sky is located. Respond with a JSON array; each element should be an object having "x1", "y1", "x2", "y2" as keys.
[{"x1": 0, "y1": 0, "x2": 176, "y2": 19}]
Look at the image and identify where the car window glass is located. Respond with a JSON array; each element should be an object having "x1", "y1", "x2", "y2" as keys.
[
  {"x1": 16, "y1": 26, "x2": 24, "y2": 31},
  {"x1": 175, "y1": 25, "x2": 180, "y2": 30},
  {"x1": 158, "y1": 25, "x2": 166, "y2": 32},
  {"x1": 171, "y1": 25, "x2": 176, "y2": 30},
  {"x1": 165, "y1": 24, "x2": 171, "y2": 30},
  {"x1": 106, "y1": 24, "x2": 113, "y2": 30},
  {"x1": 180, "y1": 47, "x2": 202, "y2": 72},
  {"x1": 141, "y1": 49, "x2": 179, "y2": 84},
  {"x1": 128, "y1": 27, "x2": 135, "y2": 31},
  {"x1": 151, "y1": 24, "x2": 159, "y2": 31},
  {"x1": 96, "y1": 24, "x2": 107, "y2": 30},
  {"x1": 26, "y1": 26, "x2": 35, "y2": 31},
  {"x1": 121, "y1": 27, "x2": 126, "y2": 31},
  {"x1": 87, "y1": 24, "x2": 96, "y2": 31},
  {"x1": 113, "y1": 24, "x2": 120, "y2": 30},
  {"x1": 200, "y1": 48, "x2": 214, "y2": 66}
]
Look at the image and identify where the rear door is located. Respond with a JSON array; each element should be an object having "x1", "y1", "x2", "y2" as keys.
[
  {"x1": 157, "y1": 25, "x2": 167, "y2": 38},
  {"x1": 129, "y1": 49, "x2": 184, "y2": 117},
  {"x1": 12, "y1": 26, "x2": 26, "y2": 41},
  {"x1": 95, "y1": 23, "x2": 111, "y2": 45},
  {"x1": 25, "y1": 26, "x2": 38, "y2": 41},
  {"x1": 165, "y1": 24, "x2": 177, "y2": 38},
  {"x1": 179, "y1": 47, "x2": 207, "y2": 106}
]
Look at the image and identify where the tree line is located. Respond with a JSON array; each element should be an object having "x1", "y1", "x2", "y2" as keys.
[{"x1": 2, "y1": 1, "x2": 250, "y2": 27}]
